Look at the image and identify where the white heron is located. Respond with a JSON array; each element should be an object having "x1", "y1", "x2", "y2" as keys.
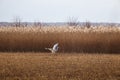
[{"x1": 45, "y1": 43, "x2": 59, "y2": 53}]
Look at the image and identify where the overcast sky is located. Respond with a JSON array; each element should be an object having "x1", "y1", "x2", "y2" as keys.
[{"x1": 0, "y1": 0, "x2": 120, "y2": 22}]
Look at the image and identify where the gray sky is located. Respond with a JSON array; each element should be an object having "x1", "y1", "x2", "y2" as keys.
[{"x1": 0, "y1": 0, "x2": 120, "y2": 22}]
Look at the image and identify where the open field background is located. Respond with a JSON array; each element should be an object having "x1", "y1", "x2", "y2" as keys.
[
  {"x1": 0, "y1": 26, "x2": 120, "y2": 53},
  {"x1": 0, "y1": 26, "x2": 120, "y2": 80},
  {"x1": 0, "y1": 52, "x2": 119, "y2": 80}
]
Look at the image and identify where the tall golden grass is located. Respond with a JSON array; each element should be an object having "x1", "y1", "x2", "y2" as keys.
[
  {"x1": 0, "y1": 26, "x2": 120, "y2": 53},
  {"x1": 0, "y1": 53, "x2": 119, "y2": 80}
]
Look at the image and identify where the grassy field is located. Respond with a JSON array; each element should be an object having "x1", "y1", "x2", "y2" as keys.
[
  {"x1": 0, "y1": 52, "x2": 119, "y2": 80},
  {"x1": 0, "y1": 26, "x2": 120, "y2": 80}
]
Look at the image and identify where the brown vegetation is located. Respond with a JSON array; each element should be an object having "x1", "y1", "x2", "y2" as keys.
[
  {"x1": 0, "y1": 26, "x2": 120, "y2": 53},
  {"x1": 0, "y1": 53, "x2": 119, "y2": 80},
  {"x1": 0, "y1": 26, "x2": 120, "y2": 80}
]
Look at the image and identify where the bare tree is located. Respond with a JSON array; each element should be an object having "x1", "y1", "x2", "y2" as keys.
[
  {"x1": 85, "y1": 21, "x2": 91, "y2": 28},
  {"x1": 34, "y1": 21, "x2": 42, "y2": 27},
  {"x1": 23, "y1": 22, "x2": 28, "y2": 27},
  {"x1": 67, "y1": 17, "x2": 79, "y2": 26},
  {"x1": 13, "y1": 16, "x2": 22, "y2": 27}
]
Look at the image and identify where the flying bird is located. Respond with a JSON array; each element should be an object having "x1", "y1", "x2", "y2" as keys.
[{"x1": 45, "y1": 43, "x2": 59, "y2": 53}]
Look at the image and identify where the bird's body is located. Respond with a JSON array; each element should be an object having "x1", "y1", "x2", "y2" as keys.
[{"x1": 45, "y1": 43, "x2": 59, "y2": 53}]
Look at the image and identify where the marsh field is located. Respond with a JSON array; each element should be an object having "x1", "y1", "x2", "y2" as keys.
[
  {"x1": 0, "y1": 53, "x2": 120, "y2": 80},
  {"x1": 0, "y1": 26, "x2": 120, "y2": 80}
]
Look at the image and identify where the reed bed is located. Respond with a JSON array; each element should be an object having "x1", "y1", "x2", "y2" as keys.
[{"x1": 0, "y1": 26, "x2": 120, "y2": 53}]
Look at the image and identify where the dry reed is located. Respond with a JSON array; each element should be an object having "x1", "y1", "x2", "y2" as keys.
[{"x1": 0, "y1": 26, "x2": 120, "y2": 53}]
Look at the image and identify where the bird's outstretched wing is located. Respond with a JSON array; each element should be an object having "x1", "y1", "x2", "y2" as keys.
[
  {"x1": 45, "y1": 48, "x2": 53, "y2": 52},
  {"x1": 53, "y1": 43, "x2": 59, "y2": 51}
]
